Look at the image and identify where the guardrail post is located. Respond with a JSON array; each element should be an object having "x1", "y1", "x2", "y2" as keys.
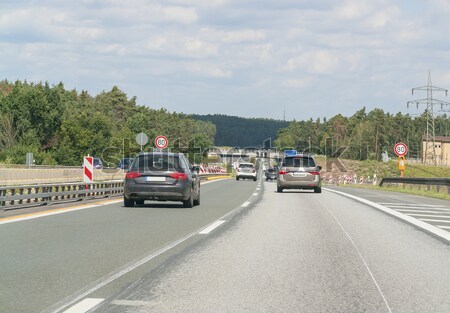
[
  {"x1": 27, "y1": 188, "x2": 31, "y2": 204},
  {"x1": 1, "y1": 188, "x2": 6, "y2": 207},
  {"x1": 10, "y1": 189, "x2": 15, "y2": 206},
  {"x1": 19, "y1": 188, "x2": 24, "y2": 205}
]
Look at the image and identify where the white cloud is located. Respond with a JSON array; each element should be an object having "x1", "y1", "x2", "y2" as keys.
[
  {"x1": 186, "y1": 63, "x2": 232, "y2": 78},
  {"x1": 285, "y1": 50, "x2": 340, "y2": 74},
  {"x1": 283, "y1": 77, "x2": 314, "y2": 88}
]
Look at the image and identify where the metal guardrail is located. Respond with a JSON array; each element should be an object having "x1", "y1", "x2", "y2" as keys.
[
  {"x1": 0, "y1": 181, "x2": 124, "y2": 211},
  {"x1": 0, "y1": 173, "x2": 230, "y2": 211},
  {"x1": 379, "y1": 177, "x2": 450, "y2": 193},
  {"x1": 379, "y1": 177, "x2": 450, "y2": 186}
]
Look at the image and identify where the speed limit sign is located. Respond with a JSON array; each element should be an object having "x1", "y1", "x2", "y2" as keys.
[
  {"x1": 155, "y1": 135, "x2": 169, "y2": 149},
  {"x1": 394, "y1": 142, "x2": 408, "y2": 156}
]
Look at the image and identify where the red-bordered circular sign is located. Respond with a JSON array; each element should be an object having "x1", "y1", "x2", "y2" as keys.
[
  {"x1": 394, "y1": 142, "x2": 408, "y2": 156},
  {"x1": 155, "y1": 135, "x2": 169, "y2": 149}
]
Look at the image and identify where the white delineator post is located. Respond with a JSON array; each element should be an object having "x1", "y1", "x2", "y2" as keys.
[{"x1": 84, "y1": 156, "x2": 94, "y2": 184}]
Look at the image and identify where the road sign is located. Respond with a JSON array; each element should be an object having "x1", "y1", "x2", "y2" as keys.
[
  {"x1": 394, "y1": 142, "x2": 408, "y2": 156},
  {"x1": 155, "y1": 135, "x2": 169, "y2": 149},
  {"x1": 136, "y1": 132, "x2": 149, "y2": 146},
  {"x1": 84, "y1": 156, "x2": 94, "y2": 183}
]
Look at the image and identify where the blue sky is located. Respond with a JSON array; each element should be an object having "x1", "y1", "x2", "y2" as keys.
[{"x1": 1, "y1": 0, "x2": 450, "y2": 120}]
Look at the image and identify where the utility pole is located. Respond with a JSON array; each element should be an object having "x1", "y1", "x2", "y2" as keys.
[{"x1": 407, "y1": 70, "x2": 450, "y2": 166}]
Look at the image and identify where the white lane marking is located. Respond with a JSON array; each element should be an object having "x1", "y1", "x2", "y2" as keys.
[
  {"x1": 252, "y1": 193, "x2": 258, "y2": 196},
  {"x1": 386, "y1": 205, "x2": 450, "y2": 212},
  {"x1": 198, "y1": 220, "x2": 226, "y2": 234},
  {"x1": 241, "y1": 201, "x2": 251, "y2": 207},
  {"x1": 395, "y1": 209, "x2": 450, "y2": 214},
  {"x1": 407, "y1": 214, "x2": 450, "y2": 219},
  {"x1": 256, "y1": 188, "x2": 261, "y2": 191},
  {"x1": 377, "y1": 203, "x2": 448, "y2": 208},
  {"x1": 317, "y1": 199, "x2": 393, "y2": 313},
  {"x1": 324, "y1": 188, "x2": 450, "y2": 243},
  {"x1": 99, "y1": 200, "x2": 122, "y2": 205},
  {"x1": 0, "y1": 205, "x2": 102, "y2": 225},
  {"x1": 418, "y1": 218, "x2": 450, "y2": 223},
  {"x1": 63, "y1": 298, "x2": 104, "y2": 313},
  {"x1": 47, "y1": 195, "x2": 256, "y2": 313},
  {"x1": 437, "y1": 225, "x2": 450, "y2": 229}
]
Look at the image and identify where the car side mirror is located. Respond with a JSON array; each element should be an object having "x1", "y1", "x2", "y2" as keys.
[{"x1": 317, "y1": 165, "x2": 322, "y2": 171}]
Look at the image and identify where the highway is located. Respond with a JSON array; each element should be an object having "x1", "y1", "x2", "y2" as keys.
[{"x1": 1, "y1": 178, "x2": 450, "y2": 313}]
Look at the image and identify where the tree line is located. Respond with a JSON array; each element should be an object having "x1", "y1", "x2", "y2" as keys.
[
  {"x1": 274, "y1": 107, "x2": 450, "y2": 160},
  {"x1": 192, "y1": 114, "x2": 289, "y2": 147},
  {"x1": 0, "y1": 80, "x2": 215, "y2": 165}
]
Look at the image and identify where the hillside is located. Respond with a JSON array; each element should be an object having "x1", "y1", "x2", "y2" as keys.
[{"x1": 191, "y1": 114, "x2": 289, "y2": 147}]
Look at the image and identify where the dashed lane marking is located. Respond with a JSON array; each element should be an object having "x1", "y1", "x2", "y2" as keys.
[
  {"x1": 198, "y1": 220, "x2": 226, "y2": 234},
  {"x1": 63, "y1": 298, "x2": 104, "y2": 313}
]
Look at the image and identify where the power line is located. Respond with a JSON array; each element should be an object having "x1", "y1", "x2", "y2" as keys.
[{"x1": 407, "y1": 70, "x2": 450, "y2": 165}]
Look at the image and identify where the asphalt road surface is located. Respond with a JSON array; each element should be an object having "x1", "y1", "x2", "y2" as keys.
[{"x1": 1, "y1": 179, "x2": 449, "y2": 313}]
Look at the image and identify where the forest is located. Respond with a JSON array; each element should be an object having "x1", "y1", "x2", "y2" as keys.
[
  {"x1": 0, "y1": 80, "x2": 215, "y2": 165},
  {"x1": 274, "y1": 108, "x2": 450, "y2": 160},
  {"x1": 192, "y1": 114, "x2": 289, "y2": 147}
]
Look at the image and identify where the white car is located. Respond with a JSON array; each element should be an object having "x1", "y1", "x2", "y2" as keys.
[{"x1": 236, "y1": 162, "x2": 257, "y2": 181}]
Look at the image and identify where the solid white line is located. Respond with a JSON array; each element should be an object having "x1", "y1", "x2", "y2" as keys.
[
  {"x1": 386, "y1": 205, "x2": 450, "y2": 211},
  {"x1": 317, "y1": 199, "x2": 393, "y2": 313},
  {"x1": 407, "y1": 214, "x2": 450, "y2": 219},
  {"x1": 324, "y1": 188, "x2": 450, "y2": 243},
  {"x1": 437, "y1": 225, "x2": 450, "y2": 229},
  {"x1": 63, "y1": 298, "x2": 104, "y2": 313},
  {"x1": 241, "y1": 201, "x2": 251, "y2": 207},
  {"x1": 418, "y1": 218, "x2": 450, "y2": 223},
  {"x1": 377, "y1": 203, "x2": 447, "y2": 208},
  {"x1": 198, "y1": 220, "x2": 226, "y2": 234},
  {"x1": 395, "y1": 209, "x2": 450, "y2": 214}
]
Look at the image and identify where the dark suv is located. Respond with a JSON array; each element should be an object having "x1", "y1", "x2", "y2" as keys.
[{"x1": 123, "y1": 152, "x2": 200, "y2": 208}]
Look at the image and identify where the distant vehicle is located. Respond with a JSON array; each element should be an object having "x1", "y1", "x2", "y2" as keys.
[
  {"x1": 93, "y1": 158, "x2": 103, "y2": 169},
  {"x1": 236, "y1": 162, "x2": 257, "y2": 181},
  {"x1": 82, "y1": 157, "x2": 103, "y2": 169},
  {"x1": 117, "y1": 158, "x2": 134, "y2": 170},
  {"x1": 123, "y1": 152, "x2": 200, "y2": 208},
  {"x1": 277, "y1": 154, "x2": 322, "y2": 193},
  {"x1": 265, "y1": 168, "x2": 277, "y2": 181}
]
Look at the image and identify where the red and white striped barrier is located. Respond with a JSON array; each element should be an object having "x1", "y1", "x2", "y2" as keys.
[{"x1": 83, "y1": 156, "x2": 94, "y2": 184}]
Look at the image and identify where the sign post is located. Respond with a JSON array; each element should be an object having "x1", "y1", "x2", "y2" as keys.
[{"x1": 394, "y1": 142, "x2": 408, "y2": 177}]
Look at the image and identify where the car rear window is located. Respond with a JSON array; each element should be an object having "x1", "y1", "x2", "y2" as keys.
[
  {"x1": 282, "y1": 156, "x2": 316, "y2": 168},
  {"x1": 131, "y1": 154, "x2": 183, "y2": 172},
  {"x1": 239, "y1": 163, "x2": 254, "y2": 168}
]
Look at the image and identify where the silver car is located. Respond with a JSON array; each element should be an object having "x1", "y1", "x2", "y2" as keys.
[
  {"x1": 124, "y1": 152, "x2": 200, "y2": 208},
  {"x1": 276, "y1": 154, "x2": 322, "y2": 193}
]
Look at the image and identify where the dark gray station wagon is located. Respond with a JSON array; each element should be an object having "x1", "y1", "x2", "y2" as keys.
[{"x1": 124, "y1": 152, "x2": 200, "y2": 208}]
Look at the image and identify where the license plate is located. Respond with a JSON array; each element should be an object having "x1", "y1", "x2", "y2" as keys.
[
  {"x1": 145, "y1": 176, "x2": 166, "y2": 182},
  {"x1": 293, "y1": 172, "x2": 306, "y2": 177}
]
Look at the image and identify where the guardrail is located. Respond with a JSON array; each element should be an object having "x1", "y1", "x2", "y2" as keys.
[
  {"x1": 379, "y1": 177, "x2": 450, "y2": 193},
  {"x1": 0, "y1": 173, "x2": 230, "y2": 211},
  {"x1": 0, "y1": 181, "x2": 124, "y2": 211}
]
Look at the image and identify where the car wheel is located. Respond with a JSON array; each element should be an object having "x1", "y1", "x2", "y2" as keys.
[
  {"x1": 124, "y1": 196, "x2": 135, "y2": 207},
  {"x1": 183, "y1": 193, "x2": 194, "y2": 208},
  {"x1": 253, "y1": 178, "x2": 257, "y2": 181},
  {"x1": 277, "y1": 186, "x2": 283, "y2": 193},
  {"x1": 135, "y1": 199, "x2": 145, "y2": 205},
  {"x1": 194, "y1": 190, "x2": 200, "y2": 206},
  {"x1": 314, "y1": 187, "x2": 322, "y2": 193},
  {"x1": 236, "y1": 177, "x2": 239, "y2": 181}
]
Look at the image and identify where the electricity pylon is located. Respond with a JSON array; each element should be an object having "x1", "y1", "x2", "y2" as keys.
[{"x1": 407, "y1": 70, "x2": 450, "y2": 165}]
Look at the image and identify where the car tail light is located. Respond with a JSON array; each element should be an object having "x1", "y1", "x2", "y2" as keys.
[
  {"x1": 170, "y1": 172, "x2": 188, "y2": 180},
  {"x1": 278, "y1": 170, "x2": 287, "y2": 175},
  {"x1": 126, "y1": 172, "x2": 142, "y2": 179},
  {"x1": 309, "y1": 171, "x2": 320, "y2": 175}
]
